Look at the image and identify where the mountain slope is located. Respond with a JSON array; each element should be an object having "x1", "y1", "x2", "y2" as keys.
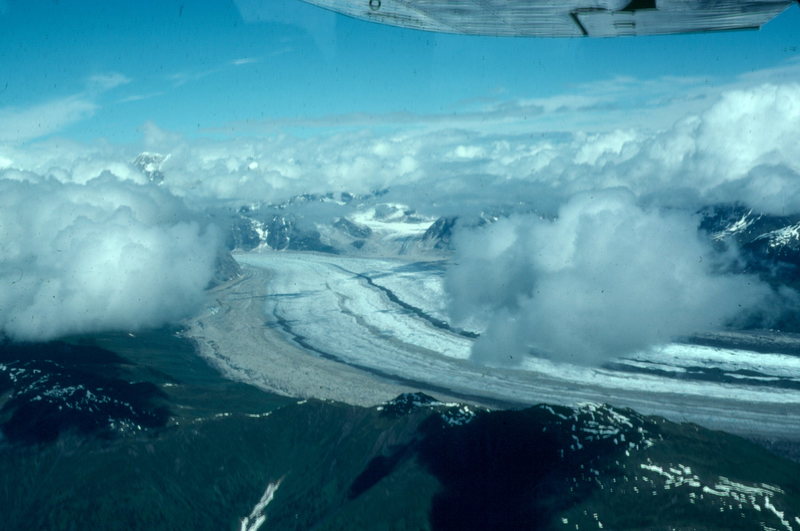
[{"x1": 1, "y1": 335, "x2": 798, "y2": 530}]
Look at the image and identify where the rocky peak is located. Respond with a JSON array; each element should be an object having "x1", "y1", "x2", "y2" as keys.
[{"x1": 132, "y1": 152, "x2": 169, "y2": 184}]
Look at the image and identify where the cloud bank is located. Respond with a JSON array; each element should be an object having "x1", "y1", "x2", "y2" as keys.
[
  {"x1": 1, "y1": 80, "x2": 798, "y2": 355},
  {"x1": 438, "y1": 84, "x2": 800, "y2": 365},
  {"x1": 0, "y1": 173, "x2": 220, "y2": 341},
  {"x1": 5, "y1": 82, "x2": 795, "y2": 214},
  {"x1": 445, "y1": 191, "x2": 773, "y2": 365},
  {"x1": 111, "y1": 84, "x2": 799, "y2": 219}
]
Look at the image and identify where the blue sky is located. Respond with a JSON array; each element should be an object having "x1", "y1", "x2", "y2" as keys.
[{"x1": 1, "y1": 0, "x2": 799, "y2": 143}]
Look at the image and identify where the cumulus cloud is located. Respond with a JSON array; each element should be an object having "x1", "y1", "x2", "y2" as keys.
[
  {"x1": 120, "y1": 83, "x2": 793, "y2": 218},
  {"x1": 1, "y1": 79, "x2": 798, "y2": 358},
  {"x1": 131, "y1": 129, "x2": 430, "y2": 206},
  {"x1": 0, "y1": 173, "x2": 220, "y2": 341},
  {"x1": 3, "y1": 81, "x2": 796, "y2": 217},
  {"x1": 631, "y1": 83, "x2": 800, "y2": 211},
  {"x1": 445, "y1": 190, "x2": 773, "y2": 365},
  {"x1": 436, "y1": 83, "x2": 800, "y2": 365},
  {"x1": 0, "y1": 139, "x2": 144, "y2": 185}
]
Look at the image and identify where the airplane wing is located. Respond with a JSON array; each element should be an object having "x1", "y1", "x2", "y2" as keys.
[{"x1": 296, "y1": 0, "x2": 795, "y2": 37}]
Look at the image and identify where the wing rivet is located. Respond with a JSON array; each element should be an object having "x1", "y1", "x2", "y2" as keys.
[{"x1": 369, "y1": 0, "x2": 381, "y2": 11}]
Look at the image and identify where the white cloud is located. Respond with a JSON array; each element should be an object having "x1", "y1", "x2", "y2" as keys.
[
  {"x1": 0, "y1": 97, "x2": 98, "y2": 143},
  {"x1": 232, "y1": 57, "x2": 260, "y2": 66},
  {"x1": 118, "y1": 91, "x2": 165, "y2": 104},
  {"x1": 0, "y1": 71, "x2": 131, "y2": 143},
  {"x1": 168, "y1": 56, "x2": 263, "y2": 87},
  {"x1": 2, "y1": 79, "x2": 799, "y2": 354},
  {"x1": 692, "y1": 84, "x2": 800, "y2": 179},
  {"x1": 445, "y1": 191, "x2": 773, "y2": 365},
  {"x1": 0, "y1": 173, "x2": 220, "y2": 341},
  {"x1": 168, "y1": 68, "x2": 218, "y2": 87},
  {"x1": 2, "y1": 79, "x2": 794, "y2": 216},
  {"x1": 435, "y1": 83, "x2": 800, "y2": 365},
  {"x1": 0, "y1": 138, "x2": 143, "y2": 185},
  {"x1": 86, "y1": 72, "x2": 131, "y2": 92},
  {"x1": 3, "y1": 81, "x2": 799, "y2": 216}
]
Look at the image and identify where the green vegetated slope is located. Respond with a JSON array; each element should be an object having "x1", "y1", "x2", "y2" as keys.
[{"x1": 1, "y1": 334, "x2": 798, "y2": 530}]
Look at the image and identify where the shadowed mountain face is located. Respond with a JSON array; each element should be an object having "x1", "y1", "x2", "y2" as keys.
[
  {"x1": 0, "y1": 341, "x2": 170, "y2": 444},
  {"x1": 1, "y1": 335, "x2": 799, "y2": 530}
]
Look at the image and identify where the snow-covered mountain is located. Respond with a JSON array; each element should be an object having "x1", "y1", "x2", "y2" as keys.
[
  {"x1": 132, "y1": 152, "x2": 169, "y2": 184},
  {"x1": 226, "y1": 196, "x2": 440, "y2": 256},
  {"x1": 227, "y1": 213, "x2": 338, "y2": 254},
  {"x1": 132, "y1": 153, "x2": 800, "y2": 292},
  {"x1": 224, "y1": 191, "x2": 508, "y2": 258},
  {"x1": 699, "y1": 203, "x2": 800, "y2": 286}
]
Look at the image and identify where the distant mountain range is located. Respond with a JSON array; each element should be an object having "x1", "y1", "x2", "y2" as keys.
[
  {"x1": 223, "y1": 193, "x2": 800, "y2": 285},
  {"x1": 224, "y1": 194, "x2": 435, "y2": 256},
  {"x1": 133, "y1": 152, "x2": 800, "y2": 328},
  {"x1": 223, "y1": 192, "x2": 500, "y2": 258},
  {"x1": 131, "y1": 152, "x2": 800, "y2": 267}
]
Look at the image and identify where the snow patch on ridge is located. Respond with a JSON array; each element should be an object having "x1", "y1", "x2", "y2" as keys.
[
  {"x1": 240, "y1": 478, "x2": 283, "y2": 531},
  {"x1": 711, "y1": 209, "x2": 760, "y2": 241},
  {"x1": 756, "y1": 222, "x2": 800, "y2": 249},
  {"x1": 637, "y1": 461, "x2": 796, "y2": 530}
]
